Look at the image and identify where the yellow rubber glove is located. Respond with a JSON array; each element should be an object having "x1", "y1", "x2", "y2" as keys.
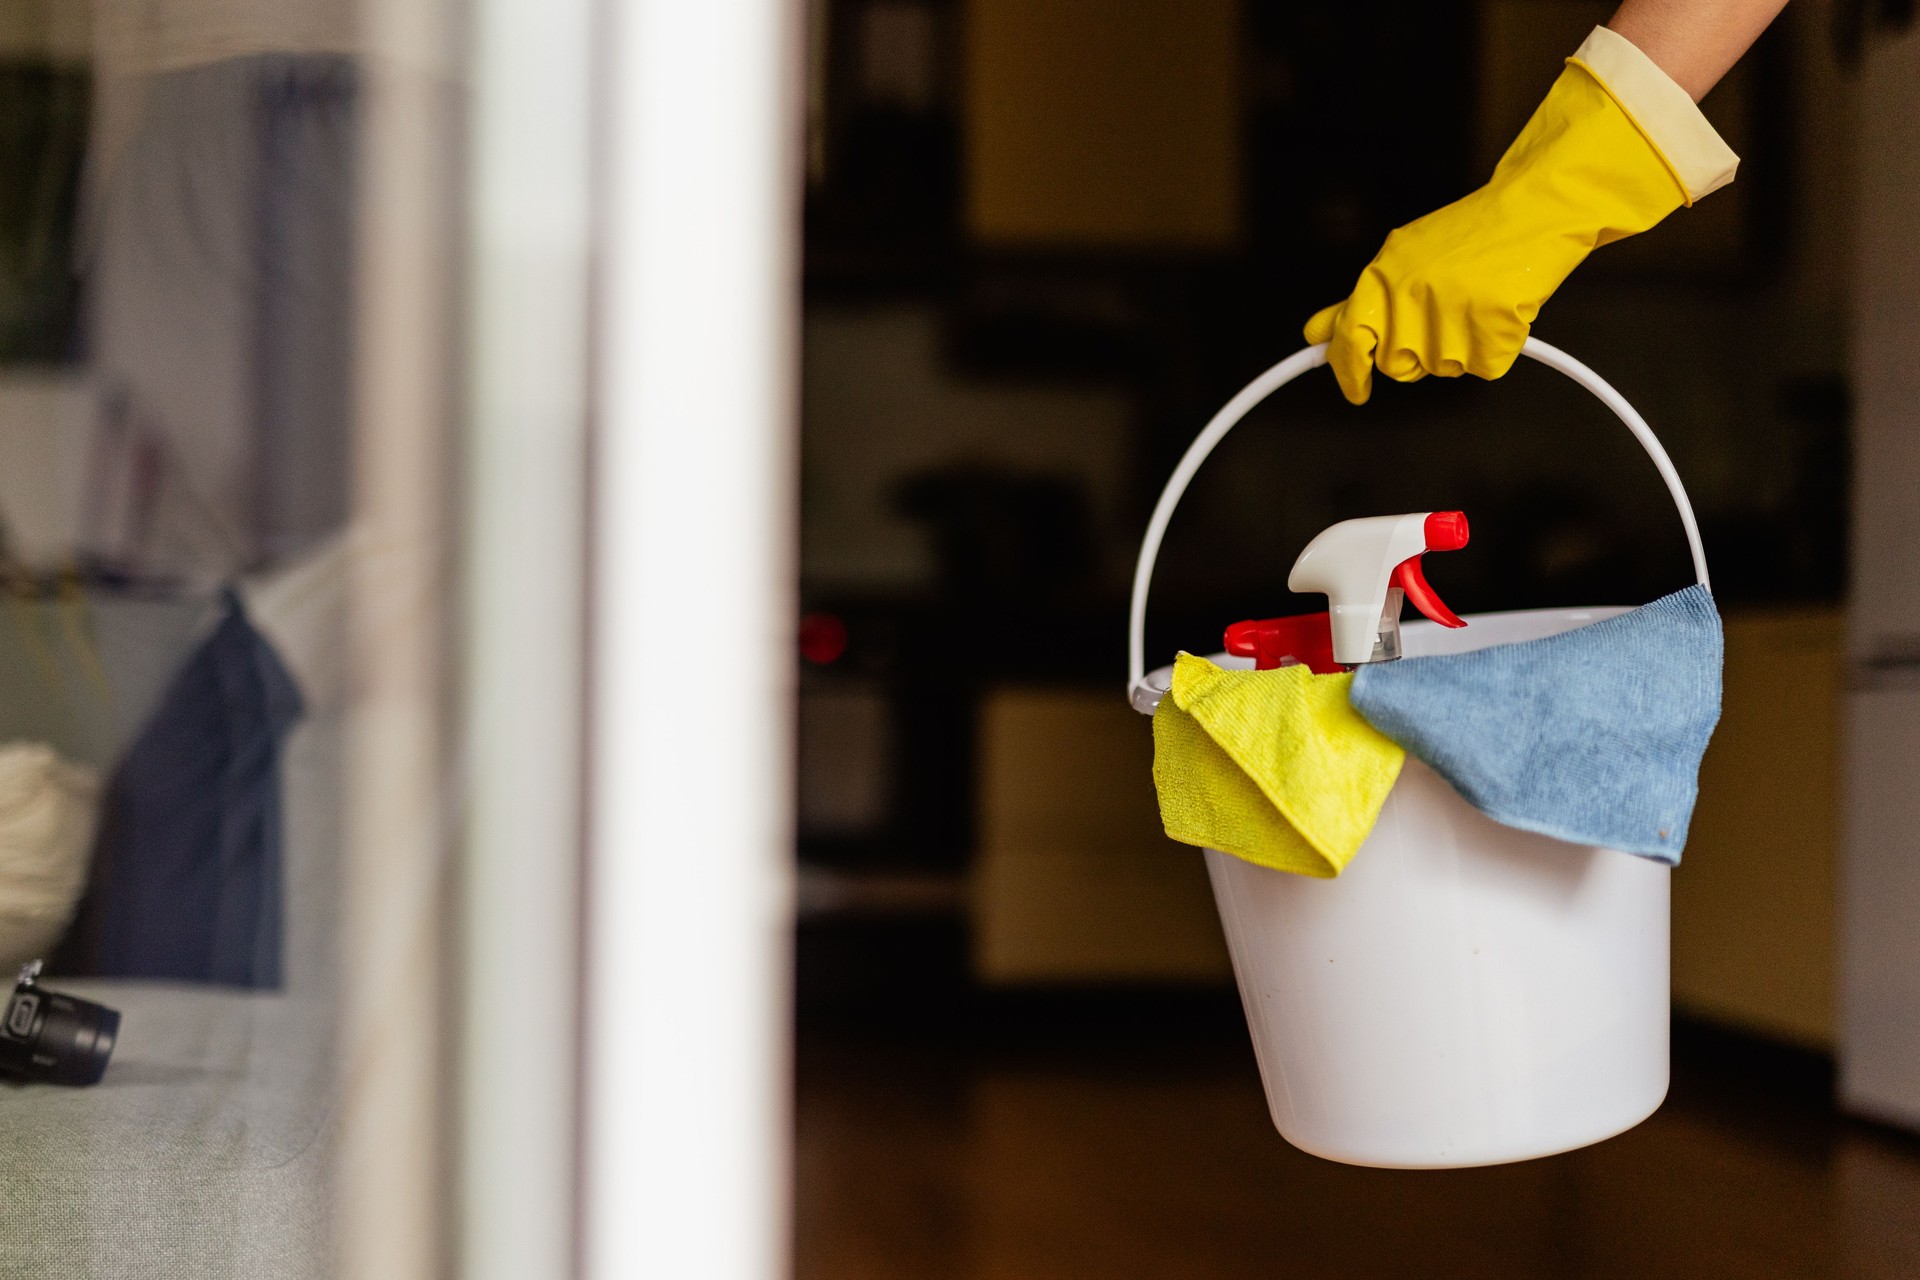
[{"x1": 1305, "y1": 26, "x2": 1739, "y2": 405}]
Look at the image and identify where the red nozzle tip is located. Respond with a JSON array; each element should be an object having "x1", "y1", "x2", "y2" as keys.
[
  {"x1": 1222, "y1": 620, "x2": 1260, "y2": 658},
  {"x1": 1424, "y1": 510, "x2": 1469, "y2": 552}
]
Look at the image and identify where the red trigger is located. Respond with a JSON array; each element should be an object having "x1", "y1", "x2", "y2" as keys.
[{"x1": 1393, "y1": 555, "x2": 1466, "y2": 629}]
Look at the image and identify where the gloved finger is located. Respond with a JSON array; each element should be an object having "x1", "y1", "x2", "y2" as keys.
[
  {"x1": 1461, "y1": 309, "x2": 1532, "y2": 382},
  {"x1": 1376, "y1": 339, "x2": 1432, "y2": 384},
  {"x1": 1303, "y1": 301, "x2": 1374, "y2": 404},
  {"x1": 1324, "y1": 311, "x2": 1377, "y2": 405},
  {"x1": 1303, "y1": 303, "x2": 1341, "y2": 346},
  {"x1": 1375, "y1": 281, "x2": 1445, "y2": 384},
  {"x1": 1314, "y1": 284, "x2": 1388, "y2": 406}
]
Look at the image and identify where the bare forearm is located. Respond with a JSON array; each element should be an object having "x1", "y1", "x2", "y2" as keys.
[{"x1": 1607, "y1": 0, "x2": 1789, "y2": 99}]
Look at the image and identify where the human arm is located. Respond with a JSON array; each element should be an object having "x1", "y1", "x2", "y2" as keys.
[
  {"x1": 1607, "y1": 0, "x2": 1791, "y2": 100},
  {"x1": 1305, "y1": 0, "x2": 1789, "y2": 405}
]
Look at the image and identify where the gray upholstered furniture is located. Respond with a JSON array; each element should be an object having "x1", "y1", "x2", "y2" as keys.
[{"x1": 0, "y1": 706, "x2": 341, "y2": 1278}]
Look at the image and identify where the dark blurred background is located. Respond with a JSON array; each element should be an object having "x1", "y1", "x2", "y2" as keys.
[{"x1": 792, "y1": 0, "x2": 1919, "y2": 1275}]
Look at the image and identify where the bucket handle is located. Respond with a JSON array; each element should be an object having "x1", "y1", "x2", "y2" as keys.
[{"x1": 1127, "y1": 338, "x2": 1711, "y2": 711}]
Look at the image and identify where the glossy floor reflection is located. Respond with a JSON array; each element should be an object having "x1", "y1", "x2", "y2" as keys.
[{"x1": 795, "y1": 1000, "x2": 1920, "y2": 1279}]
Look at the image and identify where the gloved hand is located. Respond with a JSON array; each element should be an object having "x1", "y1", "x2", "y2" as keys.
[{"x1": 1305, "y1": 26, "x2": 1738, "y2": 405}]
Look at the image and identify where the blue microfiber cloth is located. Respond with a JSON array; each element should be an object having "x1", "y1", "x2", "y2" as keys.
[{"x1": 1348, "y1": 585, "x2": 1722, "y2": 863}]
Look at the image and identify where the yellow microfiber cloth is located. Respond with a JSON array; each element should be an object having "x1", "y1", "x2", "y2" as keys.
[{"x1": 1152, "y1": 653, "x2": 1405, "y2": 877}]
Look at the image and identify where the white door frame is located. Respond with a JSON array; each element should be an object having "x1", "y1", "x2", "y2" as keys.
[
  {"x1": 585, "y1": 2, "x2": 802, "y2": 1278},
  {"x1": 459, "y1": 0, "x2": 595, "y2": 1270}
]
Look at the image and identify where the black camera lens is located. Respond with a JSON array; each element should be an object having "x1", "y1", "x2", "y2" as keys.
[{"x1": 0, "y1": 962, "x2": 119, "y2": 1086}]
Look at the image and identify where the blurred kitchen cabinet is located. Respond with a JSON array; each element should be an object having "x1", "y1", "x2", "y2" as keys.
[
  {"x1": 1841, "y1": 681, "x2": 1920, "y2": 1130},
  {"x1": 963, "y1": 0, "x2": 1240, "y2": 249},
  {"x1": 798, "y1": 678, "x2": 894, "y2": 838},
  {"x1": 1841, "y1": 21, "x2": 1920, "y2": 1134},
  {"x1": 1675, "y1": 610, "x2": 1841, "y2": 1048},
  {"x1": 973, "y1": 686, "x2": 1230, "y2": 983}
]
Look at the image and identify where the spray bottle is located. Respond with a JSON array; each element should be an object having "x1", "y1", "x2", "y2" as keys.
[{"x1": 1226, "y1": 511, "x2": 1470, "y2": 671}]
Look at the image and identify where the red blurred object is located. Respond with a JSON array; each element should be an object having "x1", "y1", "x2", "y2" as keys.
[
  {"x1": 1223, "y1": 612, "x2": 1342, "y2": 674},
  {"x1": 799, "y1": 612, "x2": 849, "y2": 665}
]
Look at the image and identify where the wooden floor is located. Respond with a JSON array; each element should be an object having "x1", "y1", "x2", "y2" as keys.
[{"x1": 795, "y1": 1001, "x2": 1920, "y2": 1279}]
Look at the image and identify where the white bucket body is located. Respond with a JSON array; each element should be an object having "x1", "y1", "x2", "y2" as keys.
[{"x1": 1203, "y1": 606, "x2": 1670, "y2": 1168}]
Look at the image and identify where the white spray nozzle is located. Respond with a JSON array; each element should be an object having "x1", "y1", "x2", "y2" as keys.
[{"x1": 1288, "y1": 512, "x2": 1470, "y2": 665}]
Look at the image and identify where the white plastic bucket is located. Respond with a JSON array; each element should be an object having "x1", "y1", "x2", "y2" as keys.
[{"x1": 1128, "y1": 340, "x2": 1710, "y2": 1169}]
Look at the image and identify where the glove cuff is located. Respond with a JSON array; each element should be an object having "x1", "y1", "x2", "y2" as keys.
[{"x1": 1570, "y1": 25, "x2": 1739, "y2": 204}]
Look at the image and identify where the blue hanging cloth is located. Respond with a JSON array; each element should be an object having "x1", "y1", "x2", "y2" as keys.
[
  {"x1": 1348, "y1": 585, "x2": 1722, "y2": 864},
  {"x1": 66, "y1": 591, "x2": 304, "y2": 987}
]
